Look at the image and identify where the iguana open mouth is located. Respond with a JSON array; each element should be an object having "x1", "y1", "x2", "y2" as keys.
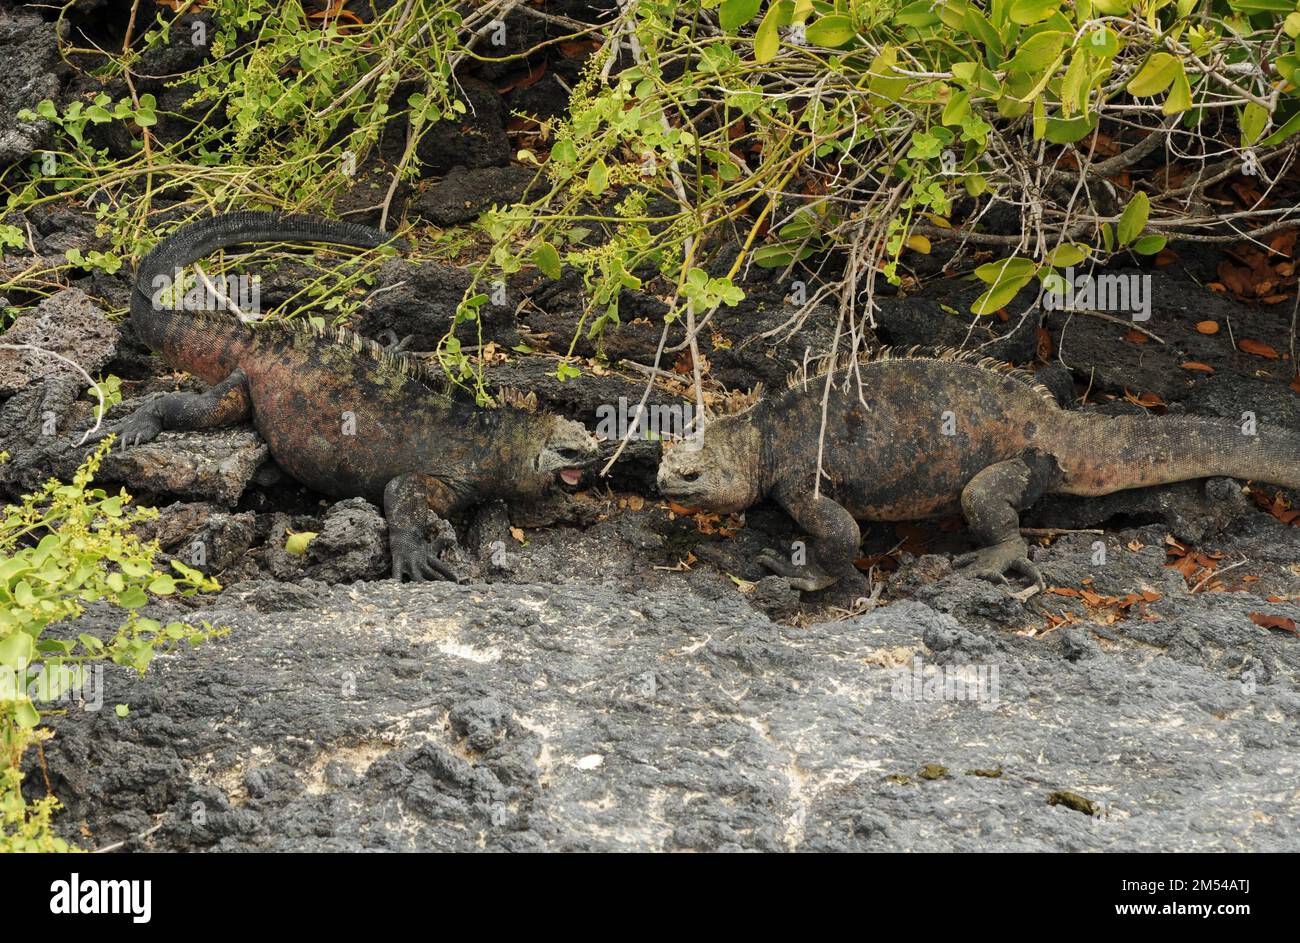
[{"x1": 559, "y1": 468, "x2": 583, "y2": 487}]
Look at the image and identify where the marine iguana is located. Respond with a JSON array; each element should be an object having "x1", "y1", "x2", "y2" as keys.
[
  {"x1": 656, "y1": 347, "x2": 1300, "y2": 592},
  {"x1": 95, "y1": 212, "x2": 600, "y2": 581}
]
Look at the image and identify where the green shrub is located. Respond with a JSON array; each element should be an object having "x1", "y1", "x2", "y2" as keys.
[
  {"x1": 451, "y1": 0, "x2": 1300, "y2": 390},
  {"x1": 4, "y1": 1, "x2": 1296, "y2": 393},
  {"x1": 0, "y1": 441, "x2": 222, "y2": 853}
]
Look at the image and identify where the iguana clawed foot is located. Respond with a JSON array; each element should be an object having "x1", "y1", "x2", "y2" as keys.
[
  {"x1": 756, "y1": 548, "x2": 839, "y2": 592},
  {"x1": 953, "y1": 538, "x2": 1044, "y2": 590},
  {"x1": 87, "y1": 403, "x2": 163, "y2": 451},
  {"x1": 390, "y1": 533, "x2": 465, "y2": 583}
]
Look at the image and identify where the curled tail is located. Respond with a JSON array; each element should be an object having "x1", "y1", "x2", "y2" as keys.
[
  {"x1": 1055, "y1": 413, "x2": 1300, "y2": 496},
  {"x1": 131, "y1": 211, "x2": 404, "y2": 354}
]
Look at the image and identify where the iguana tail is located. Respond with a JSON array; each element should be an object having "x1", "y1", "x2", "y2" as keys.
[
  {"x1": 1054, "y1": 413, "x2": 1300, "y2": 496},
  {"x1": 131, "y1": 211, "x2": 403, "y2": 360}
]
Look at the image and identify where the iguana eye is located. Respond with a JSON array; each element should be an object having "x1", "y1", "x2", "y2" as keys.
[{"x1": 681, "y1": 470, "x2": 701, "y2": 482}]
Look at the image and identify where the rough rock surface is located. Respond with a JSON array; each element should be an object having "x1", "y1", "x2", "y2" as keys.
[
  {"x1": 357, "y1": 258, "x2": 520, "y2": 351},
  {"x1": 0, "y1": 288, "x2": 118, "y2": 396},
  {"x1": 304, "y1": 497, "x2": 390, "y2": 584},
  {"x1": 36, "y1": 501, "x2": 1300, "y2": 852},
  {"x1": 411, "y1": 164, "x2": 542, "y2": 226},
  {"x1": 0, "y1": 374, "x2": 83, "y2": 457},
  {"x1": 401, "y1": 77, "x2": 511, "y2": 175},
  {"x1": 135, "y1": 502, "x2": 259, "y2": 577},
  {"x1": 1, "y1": 421, "x2": 267, "y2": 506},
  {"x1": 0, "y1": 7, "x2": 62, "y2": 165}
]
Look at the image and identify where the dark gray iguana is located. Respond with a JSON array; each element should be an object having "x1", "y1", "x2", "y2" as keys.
[
  {"x1": 94, "y1": 212, "x2": 600, "y2": 580},
  {"x1": 656, "y1": 347, "x2": 1300, "y2": 591}
]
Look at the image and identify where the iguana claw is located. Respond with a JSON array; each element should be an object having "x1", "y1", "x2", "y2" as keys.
[
  {"x1": 391, "y1": 542, "x2": 464, "y2": 583},
  {"x1": 87, "y1": 405, "x2": 163, "y2": 452},
  {"x1": 756, "y1": 548, "x2": 839, "y2": 592},
  {"x1": 953, "y1": 539, "x2": 1044, "y2": 589}
]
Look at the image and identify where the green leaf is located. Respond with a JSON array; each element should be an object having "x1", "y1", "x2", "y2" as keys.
[
  {"x1": 0, "y1": 631, "x2": 35, "y2": 668},
  {"x1": 1127, "y1": 53, "x2": 1179, "y2": 97},
  {"x1": 972, "y1": 274, "x2": 1035, "y2": 315},
  {"x1": 1044, "y1": 243, "x2": 1089, "y2": 267},
  {"x1": 1226, "y1": 0, "x2": 1294, "y2": 11},
  {"x1": 805, "y1": 14, "x2": 856, "y2": 48},
  {"x1": 867, "y1": 45, "x2": 909, "y2": 101},
  {"x1": 115, "y1": 704, "x2": 130, "y2": 718},
  {"x1": 1005, "y1": 31, "x2": 1065, "y2": 74},
  {"x1": 942, "y1": 89, "x2": 971, "y2": 126},
  {"x1": 1163, "y1": 62, "x2": 1191, "y2": 115},
  {"x1": 719, "y1": 0, "x2": 762, "y2": 32},
  {"x1": 963, "y1": 9, "x2": 1004, "y2": 58},
  {"x1": 1239, "y1": 102, "x2": 1268, "y2": 146},
  {"x1": 1117, "y1": 191, "x2": 1150, "y2": 246},
  {"x1": 974, "y1": 257, "x2": 1038, "y2": 284},
  {"x1": 938, "y1": 0, "x2": 970, "y2": 29},
  {"x1": 1259, "y1": 109, "x2": 1300, "y2": 147},
  {"x1": 751, "y1": 244, "x2": 814, "y2": 267},
  {"x1": 1043, "y1": 113, "x2": 1098, "y2": 144},
  {"x1": 587, "y1": 158, "x2": 609, "y2": 195},
  {"x1": 1060, "y1": 52, "x2": 1088, "y2": 117},
  {"x1": 895, "y1": 0, "x2": 941, "y2": 27},
  {"x1": 754, "y1": 3, "x2": 784, "y2": 62},
  {"x1": 1132, "y1": 235, "x2": 1167, "y2": 255},
  {"x1": 15, "y1": 698, "x2": 40, "y2": 729},
  {"x1": 534, "y1": 241, "x2": 562, "y2": 279},
  {"x1": 1009, "y1": 0, "x2": 1059, "y2": 25},
  {"x1": 118, "y1": 586, "x2": 148, "y2": 609},
  {"x1": 1085, "y1": 28, "x2": 1119, "y2": 59}
]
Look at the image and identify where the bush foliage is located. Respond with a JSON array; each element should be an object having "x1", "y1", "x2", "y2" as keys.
[{"x1": 0, "y1": 444, "x2": 221, "y2": 852}]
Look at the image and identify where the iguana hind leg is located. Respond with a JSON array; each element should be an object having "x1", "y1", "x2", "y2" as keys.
[
  {"x1": 955, "y1": 452, "x2": 1059, "y2": 588},
  {"x1": 383, "y1": 472, "x2": 466, "y2": 583},
  {"x1": 761, "y1": 490, "x2": 861, "y2": 592},
  {"x1": 93, "y1": 369, "x2": 251, "y2": 449}
]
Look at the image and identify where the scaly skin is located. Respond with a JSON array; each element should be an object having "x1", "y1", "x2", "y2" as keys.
[
  {"x1": 96, "y1": 212, "x2": 601, "y2": 581},
  {"x1": 657, "y1": 350, "x2": 1300, "y2": 592}
]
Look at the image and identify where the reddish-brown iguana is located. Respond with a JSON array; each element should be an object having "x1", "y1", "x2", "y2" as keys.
[
  {"x1": 95, "y1": 212, "x2": 600, "y2": 580},
  {"x1": 657, "y1": 347, "x2": 1300, "y2": 591}
]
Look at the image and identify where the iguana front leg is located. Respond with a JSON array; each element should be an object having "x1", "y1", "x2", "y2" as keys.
[
  {"x1": 91, "y1": 369, "x2": 251, "y2": 449},
  {"x1": 759, "y1": 489, "x2": 861, "y2": 592},
  {"x1": 383, "y1": 472, "x2": 466, "y2": 583},
  {"x1": 954, "y1": 453, "x2": 1059, "y2": 588}
]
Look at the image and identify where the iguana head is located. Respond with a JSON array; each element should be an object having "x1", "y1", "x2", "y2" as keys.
[
  {"x1": 656, "y1": 419, "x2": 760, "y2": 513},
  {"x1": 534, "y1": 415, "x2": 602, "y2": 490}
]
